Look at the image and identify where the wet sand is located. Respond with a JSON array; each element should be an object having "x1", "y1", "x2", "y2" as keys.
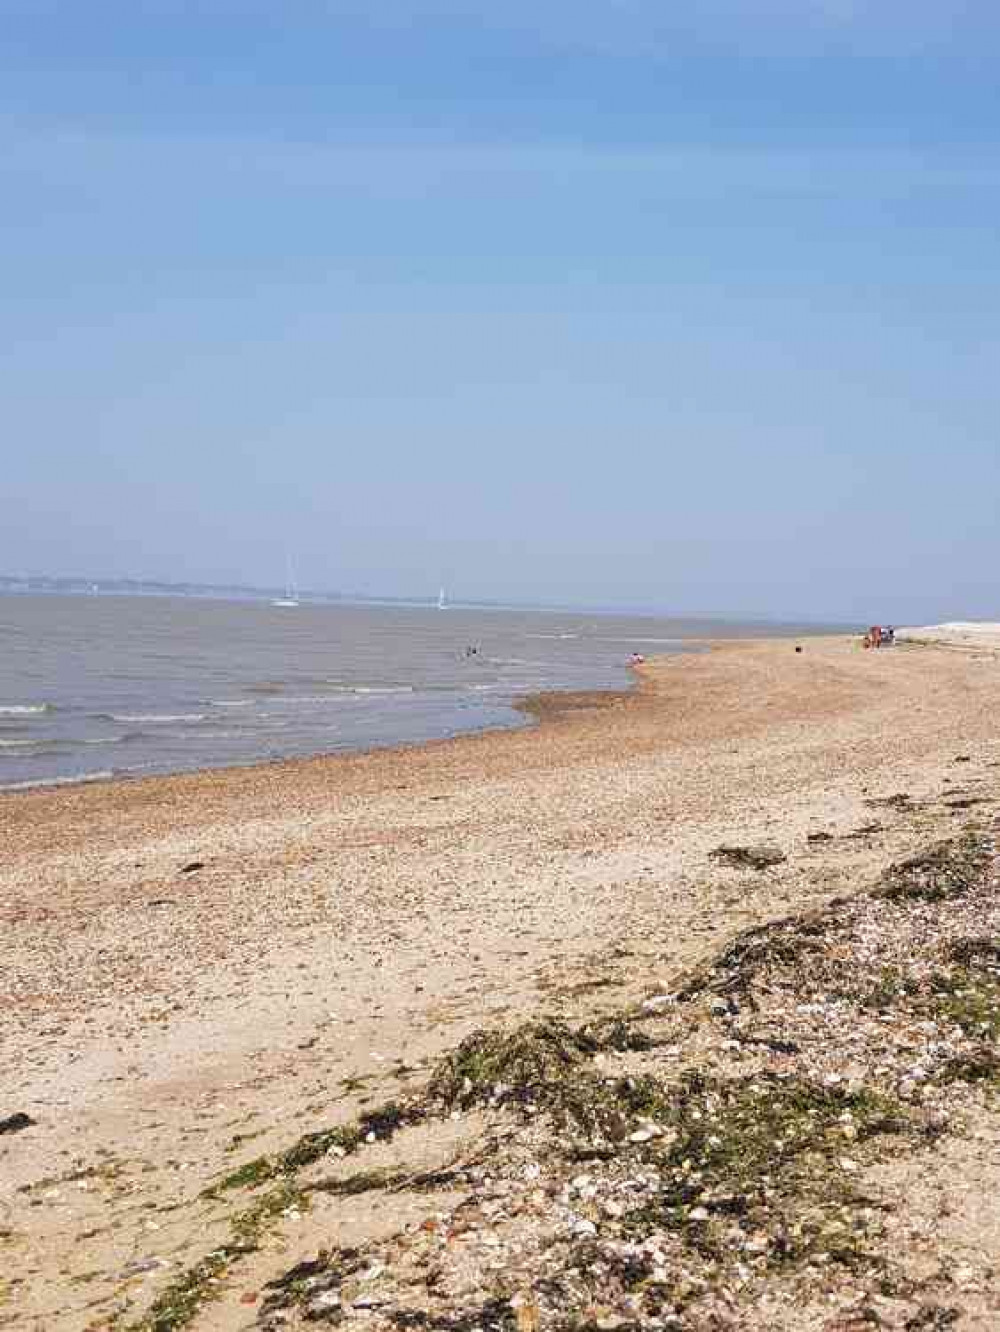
[{"x1": 3, "y1": 635, "x2": 1000, "y2": 1329}]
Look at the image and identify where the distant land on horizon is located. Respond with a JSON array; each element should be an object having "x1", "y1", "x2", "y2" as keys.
[
  {"x1": 0, "y1": 571, "x2": 449, "y2": 609},
  {"x1": 0, "y1": 572, "x2": 858, "y2": 628}
]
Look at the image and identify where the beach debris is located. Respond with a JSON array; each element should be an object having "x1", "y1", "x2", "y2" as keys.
[
  {"x1": 904, "y1": 1305, "x2": 961, "y2": 1330},
  {"x1": 514, "y1": 1297, "x2": 541, "y2": 1332},
  {"x1": 427, "y1": 1021, "x2": 594, "y2": 1115},
  {"x1": 806, "y1": 831, "x2": 834, "y2": 843},
  {"x1": 866, "y1": 792, "x2": 912, "y2": 810},
  {"x1": 709, "y1": 843, "x2": 786, "y2": 871},
  {"x1": 131, "y1": 827, "x2": 1000, "y2": 1332},
  {"x1": 876, "y1": 834, "x2": 993, "y2": 903},
  {"x1": 0, "y1": 1112, "x2": 35, "y2": 1136},
  {"x1": 120, "y1": 1256, "x2": 167, "y2": 1278},
  {"x1": 844, "y1": 821, "x2": 883, "y2": 839},
  {"x1": 180, "y1": 861, "x2": 205, "y2": 875}
]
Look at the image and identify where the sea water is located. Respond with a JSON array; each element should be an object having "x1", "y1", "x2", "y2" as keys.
[{"x1": 0, "y1": 594, "x2": 814, "y2": 791}]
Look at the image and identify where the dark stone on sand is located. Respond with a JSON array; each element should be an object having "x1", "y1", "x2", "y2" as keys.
[
  {"x1": 0, "y1": 1112, "x2": 35, "y2": 1136},
  {"x1": 180, "y1": 861, "x2": 205, "y2": 874}
]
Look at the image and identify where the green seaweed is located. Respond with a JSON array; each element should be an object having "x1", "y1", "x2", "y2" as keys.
[
  {"x1": 928, "y1": 966, "x2": 1000, "y2": 1039},
  {"x1": 858, "y1": 966, "x2": 921, "y2": 1012},
  {"x1": 134, "y1": 1247, "x2": 238, "y2": 1332},
  {"x1": 206, "y1": 1101, "x2": 410, "y2": 1197},
  {"x1": 626, "y1": 1072, "x2": 914, "y2": 1271},
  {"x1": 427, "y1": 1021, "x2": 593, "y2": 1111}
]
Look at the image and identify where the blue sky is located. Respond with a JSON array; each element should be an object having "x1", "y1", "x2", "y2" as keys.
[{"x1": 3, "y1": 2, "x2": 999, "y2": 621}]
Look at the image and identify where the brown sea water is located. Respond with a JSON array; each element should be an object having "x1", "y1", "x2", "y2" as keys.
[{"x1": 0, "y1": 594, "x2": 828, "y2": 790}]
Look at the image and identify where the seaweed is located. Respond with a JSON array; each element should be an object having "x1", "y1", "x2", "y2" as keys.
[
  {"x1": 256, "y1": 1246, "x2": 366, "y2": 1323},
  {"x1": 928, "y1": 967, "x2": 1000, "y2": 1039},
  {"x1": 866, "y1": 794, "x2": 912, "y2": 810},
  {"x1": 876, "y1": 835, "x2": 992, "y2": 903},
  {"x1": 674, "y1": 910, "x2": 835, "y2": 1007},
  {"x1": 710, "y1": 844, "x2": 786, "y2": 871},
  {"x1": 904, "y1": 1307, "x2": 961, "y2": 1331},
  {"x1": 626, "y1": 1072, "x2": 914, "y2": 1271},
  {"x1": 135, "y1": 1246, "x2": 240, "y2": 1331},
  {"x1": 935, "y1": 1049, "x2": 1000, "y2": 1085},
  {"x1": 426, "y1": 1022, "x2": 594, "y2": 1112},
  {"x1": 387, "y1": 1299, "x2": 516, "y2": 1331},
  {"x1": 207, "y1": 1101, "x2": 411, "y2": 1197},
  {"x1": 946, "y1": 936, "x2": 1000, "y2": 968},
  {"x1": 858, "y1": 966, "x2": 921, "y2": 1013}
]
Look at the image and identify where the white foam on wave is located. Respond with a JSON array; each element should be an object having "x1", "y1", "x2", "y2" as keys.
[
  {"x1": 0, "y1": 736, "x2": 123, "y2": 754},
  {"x1": 110, "y1": 713, "x2": 208, "y2": 724},
  {"x1": 206, "y1": 699, "x2": 256, "y2": 709},
  {"x1": 0, "y1": 703, "x2": 53, "y2": 715},
  {"x1": 263, "y1": 688, "x2": 416, "y2": 706},
  {"x1": 158, "y1": 730, "x2": 244, "y2": 741},
  {"x1": 325, "y1": 685, "x2": 415, "y2": 696},
  {"x1": 264, "y1": 695, "x2": 351, "y2": 708},
  {"x1": 0, "y1": 770, "x2": 115, "y2": 793},
  {"x1": 352, "y1": 686, "x2": 415, "y2": 695}
]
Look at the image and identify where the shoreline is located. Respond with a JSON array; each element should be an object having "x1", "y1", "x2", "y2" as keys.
[
  {"x1": 0, "y1": 664, "x2": 651, "y2": 804},
  {"x1": 6, "y1": 633, "x2": 1000, "y2": 1329}
]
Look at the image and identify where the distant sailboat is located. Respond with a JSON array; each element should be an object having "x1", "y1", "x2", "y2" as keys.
[
  {"x1": 272, "y1": 555, "x2": 300, "y2": 608},
  {"x1": 437, "y1": 586, "x2": 447, "y2": 611}
]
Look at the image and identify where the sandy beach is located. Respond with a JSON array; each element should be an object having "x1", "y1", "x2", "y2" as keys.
[{"x1": 4, "y1": 634, "x2": 1000, "y2": 1331}]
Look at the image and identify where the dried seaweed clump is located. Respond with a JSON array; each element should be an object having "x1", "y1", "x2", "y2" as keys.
[
  {"x1": 710, "y1": 844, "x2": 787, "y2": 871},
  {"x1": 675, "y1": 911, "x2": 833, "y2": 1006},
  {"x1": 946, "y1": 936, "x2": 1000, "y2": 968},
  {"x1": 876, "y1": 834, "x2": 993, "y2": 903}
]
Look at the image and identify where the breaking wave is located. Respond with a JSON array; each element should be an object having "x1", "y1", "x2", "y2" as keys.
[
  {"x1": 109, "y1": 713, "x2": 208, "y2": 724},
  {"x1": 0, "y1": 770, "x2": 115, "y2": 793}
]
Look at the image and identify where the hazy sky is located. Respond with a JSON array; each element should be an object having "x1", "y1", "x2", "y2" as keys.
[{"x1": 3, "y1": 2, "x2": 998, "y2": 621}]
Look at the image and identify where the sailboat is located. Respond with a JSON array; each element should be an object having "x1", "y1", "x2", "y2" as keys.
[
  {"x1": 437, "y1": 586, "x2": 447, "y2": 611},
  {"x1": 272, "y1": 555, "x2": 300, "y2": 608}
]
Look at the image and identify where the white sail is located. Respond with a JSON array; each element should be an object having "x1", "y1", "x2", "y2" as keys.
[
  {"x1": 437, "y1": 586, "x2": 447, "y2": 610},
  {"x1": 273, "y1": 555, "x2": 300, "y2": 607}
]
